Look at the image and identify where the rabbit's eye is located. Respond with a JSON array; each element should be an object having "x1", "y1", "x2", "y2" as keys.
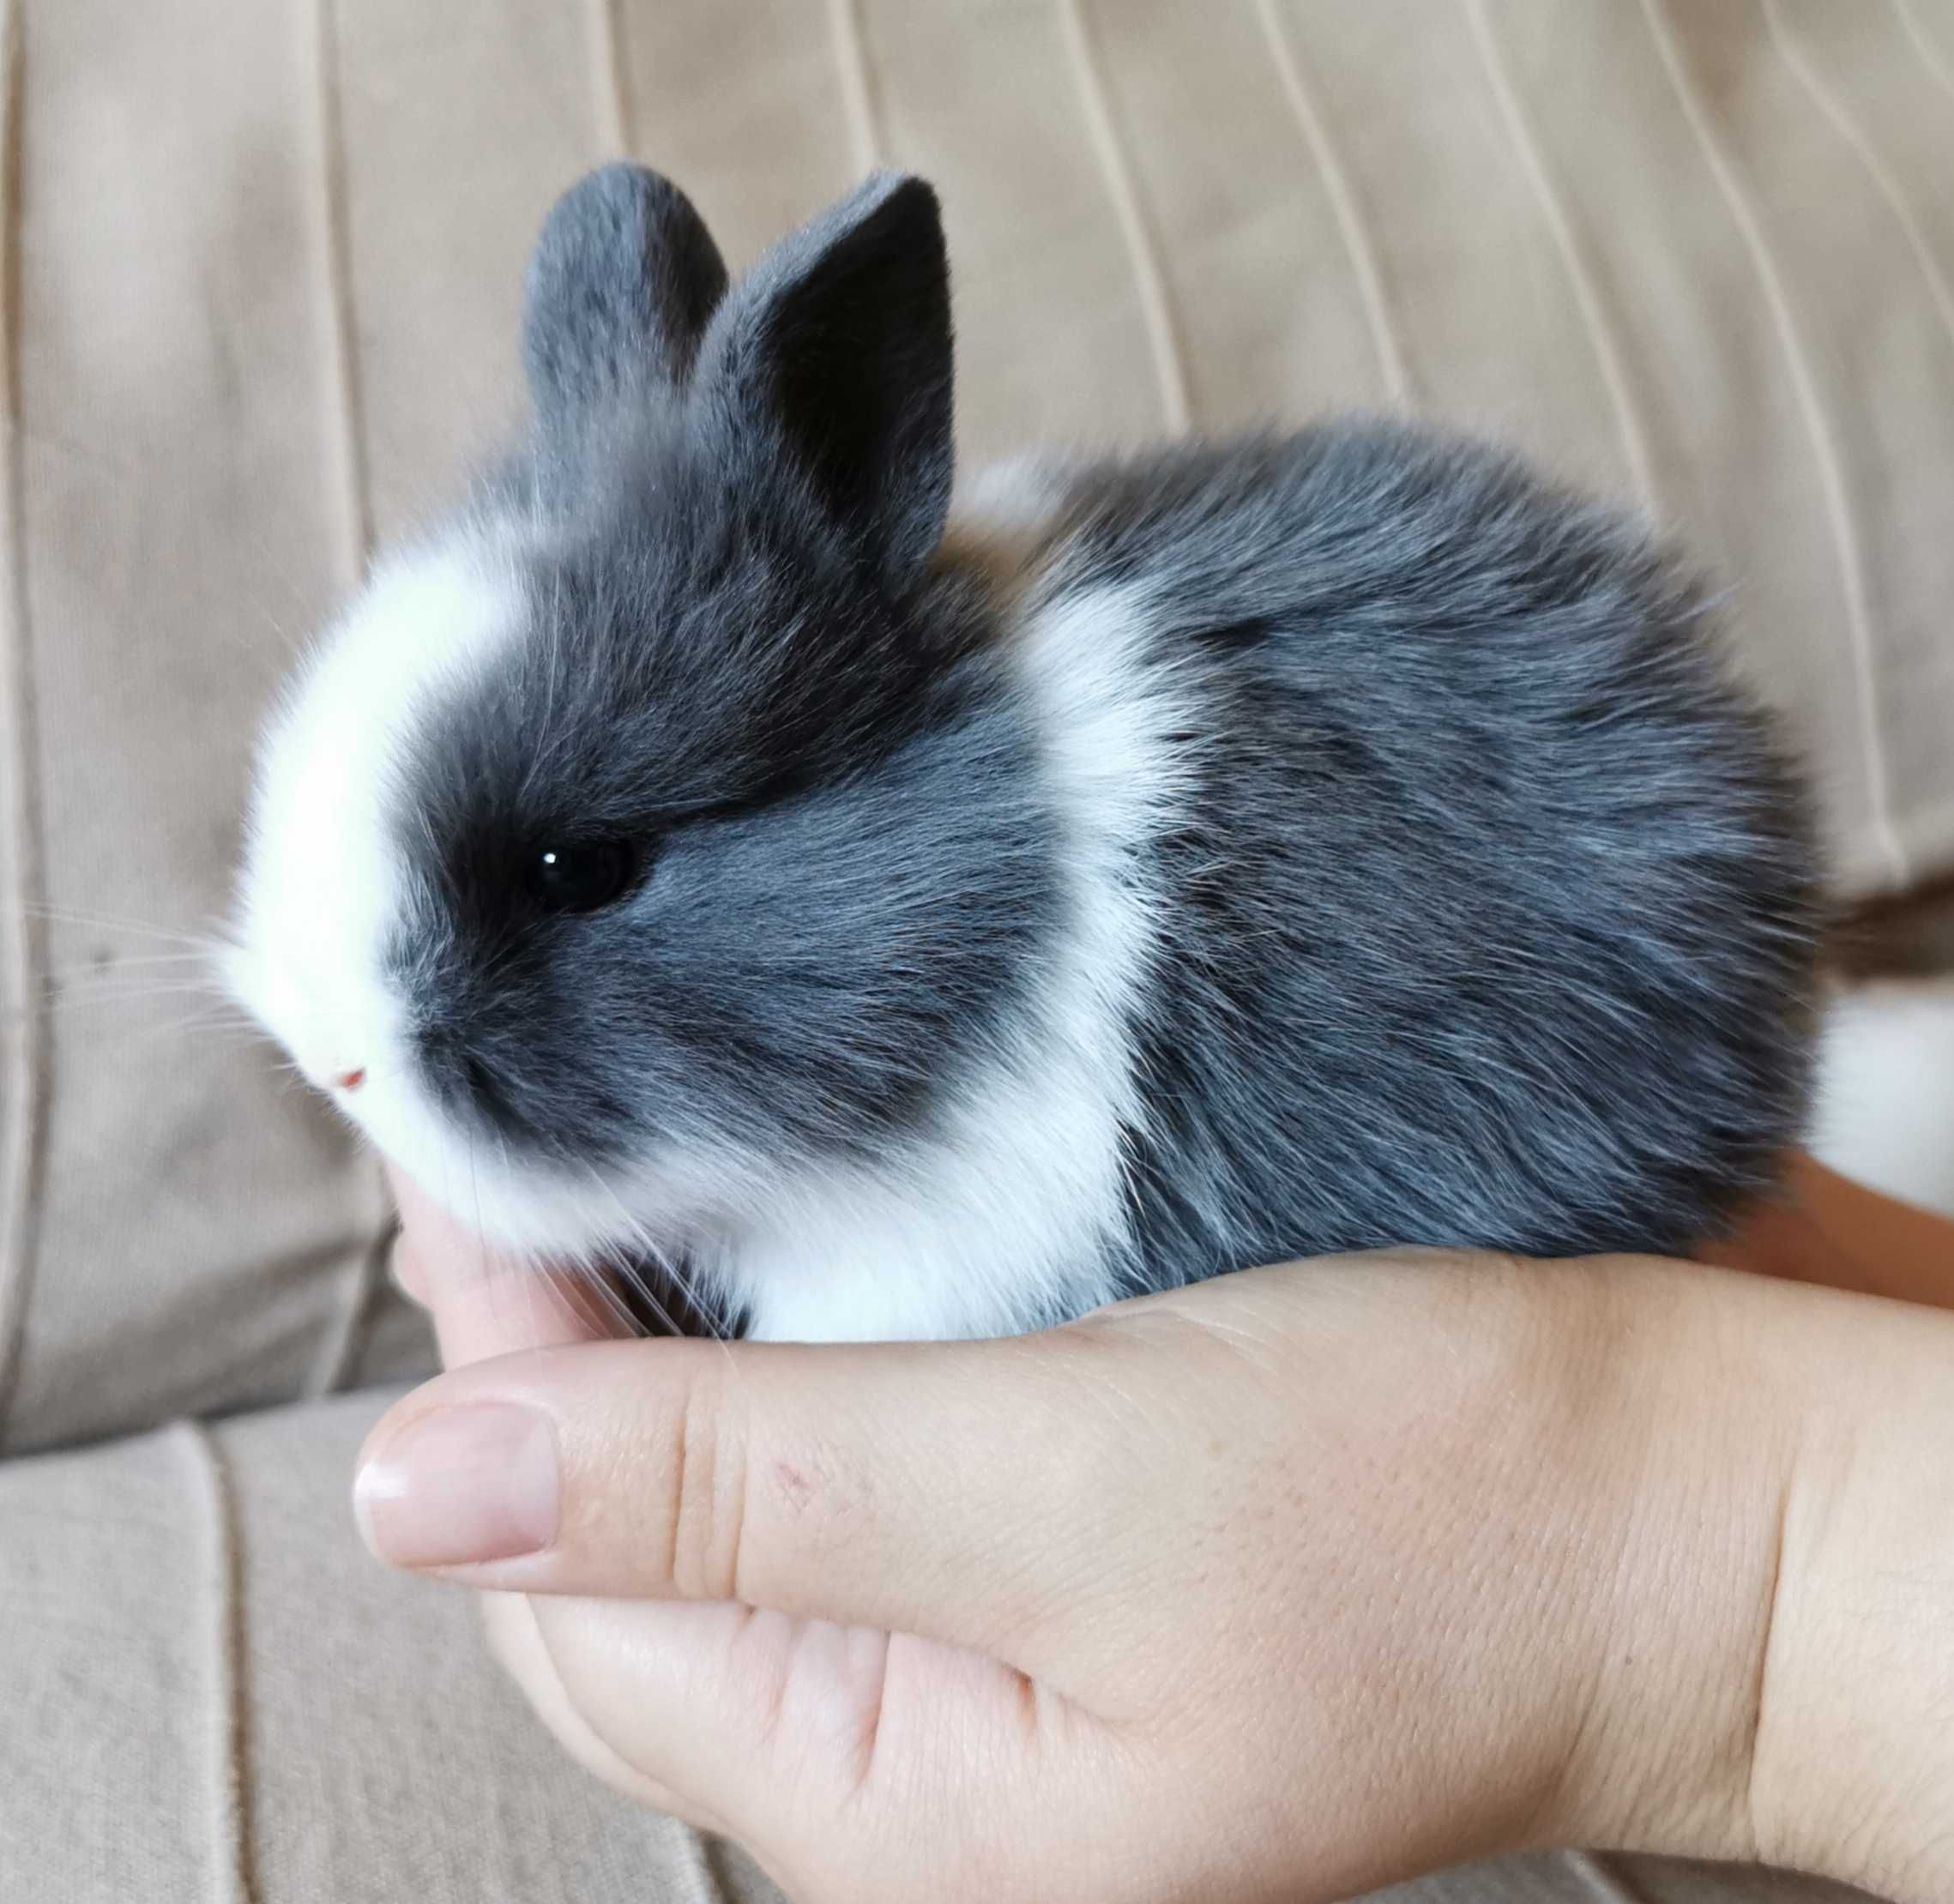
[{"x1": 527, "y1": 840, "x2": 640, "y2": 914}]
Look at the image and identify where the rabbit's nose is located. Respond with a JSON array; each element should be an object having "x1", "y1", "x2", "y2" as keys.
[{"x1": 333, "y1": 1068, "x2": 367, "y2": 1093}]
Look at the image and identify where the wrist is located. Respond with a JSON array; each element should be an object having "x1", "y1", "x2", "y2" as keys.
[
  {"x1": 1523, "y1": 1259, "x2": 1954, "y2": 1899},
  {"x1": 1493, "y1": 1256, "x2": 1794, "y2": 1866},
  {"x1": 1744, "y1": 1278, "x2": 1954, "y2": 1900}
]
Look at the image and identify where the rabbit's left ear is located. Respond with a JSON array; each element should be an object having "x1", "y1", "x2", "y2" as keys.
[
  {"x1": 522, "y1": 163, "x2": 729, "y2": 442},
  {"x1": 696, "y1": 172, "x2": 954, "y2": 591}
]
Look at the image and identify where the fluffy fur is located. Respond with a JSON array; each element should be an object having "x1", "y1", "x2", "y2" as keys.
[{"x1": 228, "y1": 164, "x2": 1819, "y2": 1342}]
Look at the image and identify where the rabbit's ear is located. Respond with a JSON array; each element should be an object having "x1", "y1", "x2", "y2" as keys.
[
  {"x1": 522, "y1": 164, "x2": 728, "y2": 439},
  {"x1": 697, "y1": 172, "x2": 954, "y2": 590}
]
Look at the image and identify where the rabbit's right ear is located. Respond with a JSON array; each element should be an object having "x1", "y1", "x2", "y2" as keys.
[{"x1": 522, "y1": 164, "x2": 728, "y2": 440}]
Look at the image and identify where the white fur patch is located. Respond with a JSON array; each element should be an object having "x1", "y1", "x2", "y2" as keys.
[
  {"x1": 226, "y1": 530, "x2": 529, "y2": 1205},
  {"x1": 726, "y1": 578, "x2": 1197, "y2": 1341},
  {"x1": 1811, "y1": 979, "x2": 1954, "y2": 1218}
]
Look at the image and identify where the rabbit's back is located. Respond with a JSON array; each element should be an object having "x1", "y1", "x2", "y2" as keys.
[{"x1": 1027, "y1": 424, "x2": 1818, "y2": 1286}]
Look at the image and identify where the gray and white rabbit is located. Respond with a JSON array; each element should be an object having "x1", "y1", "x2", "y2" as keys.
[{"x1": 227, "y1": 166, "x2": 1818, "y2": 1342}]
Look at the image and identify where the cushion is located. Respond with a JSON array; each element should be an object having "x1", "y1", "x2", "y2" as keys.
[{"x1": 2, "y1": 0, "x2": 1951, "y2": 1449}]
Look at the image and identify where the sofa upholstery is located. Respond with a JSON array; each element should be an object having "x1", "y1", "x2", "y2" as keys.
[{"x1": 2, "y1": 1, "x2": 1946, "y2": 1896}]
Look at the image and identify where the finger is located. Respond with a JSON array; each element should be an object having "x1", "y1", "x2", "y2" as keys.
[
  {"x1": 516, "y1": 1594, "x2": 1107, "y2": 1897},
  {"x1": 353, "y1": 1328, "x2": 1131, "y2": 1671},
  {"x1": 385, "y1": 1164, "x2": 621, "y2": 1366},
  {"x1": 475, "y1": 1593, "x2": 720, "y2": 1832},
  {"x1": 507, "y1": 1598, "x2": 770, "y2": 1832}
]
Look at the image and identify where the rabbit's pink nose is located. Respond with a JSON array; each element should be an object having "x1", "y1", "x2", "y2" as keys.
[{"x1": 333, "y1": 1068, "x2": 367, "y2": 1093}]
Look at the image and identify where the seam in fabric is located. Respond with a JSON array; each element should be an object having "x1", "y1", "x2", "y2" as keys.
[
  {"x1": 589, "y1": 0, "x2": 632, "y2": 158},
  {"x1": 1056, "y1": 0, "x2": 1193, "y2": 434},
  {"x1": 1640, "y1": 0, "x2": 1909, "y2": 891},
  {"x1": 1565, "y1": 1850, "x2": 1655, "y2": 1902},
  {"x1": 175, "y1": 1419, "x2": 261, "y2": 1904},
  {"x1": 305, "y1": 1203, "x2": 394, "y2": 1398},
  {"x1": 1765, "y1": 0, "x2": 1954, "y2": 357},
  {"x1": 1464, "y1": 0, "x2": 1662, "y2": 517},
  {"x1": 0, "y1": 0, "x2": 48, "y2": 1447},
  {"x1": 311, "y1": 0, "x2": 372, "y2": 581},
  {"x1": 827, "y1": 0, "x2": 884, "y2": 174},
  {"x1": 693, "y1": 1834, "x2": 734, "y2": 1902},
  {"x1": 1252, "y1": 0, "x2": 1414, "y2": 410},
  {"x1": 672, "y1": 1817, "x2": 728, "y2": 1904}
]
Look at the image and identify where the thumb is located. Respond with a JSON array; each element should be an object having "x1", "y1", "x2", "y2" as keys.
[{"x1": 353, "y1": 1327, "x2": 1125, "y2": 1670}]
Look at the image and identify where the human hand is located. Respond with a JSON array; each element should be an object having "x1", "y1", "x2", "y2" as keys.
[{"x1": 362, "y1": 1172, "x2": 1954, "y2": 1904}]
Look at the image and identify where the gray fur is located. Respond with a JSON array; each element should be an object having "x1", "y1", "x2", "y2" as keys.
[{"x1": 1046, "y1": 434, "x2": 1817, "y2": 1278}]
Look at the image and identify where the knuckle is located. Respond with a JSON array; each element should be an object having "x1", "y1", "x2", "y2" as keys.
[
  {"x1": 640, "y1": 1361, "x2": 875, "y2": 1608},
  {"x1": 660, "y1": 1370, "x2": 750, "y2": 1600}
]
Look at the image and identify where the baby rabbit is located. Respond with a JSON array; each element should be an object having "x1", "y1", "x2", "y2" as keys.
[{"x1": 228, "y1": 166, "x2": 1818, "y2": 1341}]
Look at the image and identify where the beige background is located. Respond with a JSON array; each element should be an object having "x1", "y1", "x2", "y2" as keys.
[{"x1": 0, "y1": 2, "x2": 1947, "y2": 1898}]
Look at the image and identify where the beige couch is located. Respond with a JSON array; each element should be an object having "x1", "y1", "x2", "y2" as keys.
[{"x1": 3, "y1": 2, "x2": 1950, "y2": 1897}]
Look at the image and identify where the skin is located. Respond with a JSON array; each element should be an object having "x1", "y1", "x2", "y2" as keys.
[{"x1": 359, "y1": 1160, "x2": 1954, "y2": 1904}]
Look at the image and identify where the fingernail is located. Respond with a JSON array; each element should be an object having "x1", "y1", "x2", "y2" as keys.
[{"x1": 355, "y1": 1404, "x2": 560, "y2": 1570}]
